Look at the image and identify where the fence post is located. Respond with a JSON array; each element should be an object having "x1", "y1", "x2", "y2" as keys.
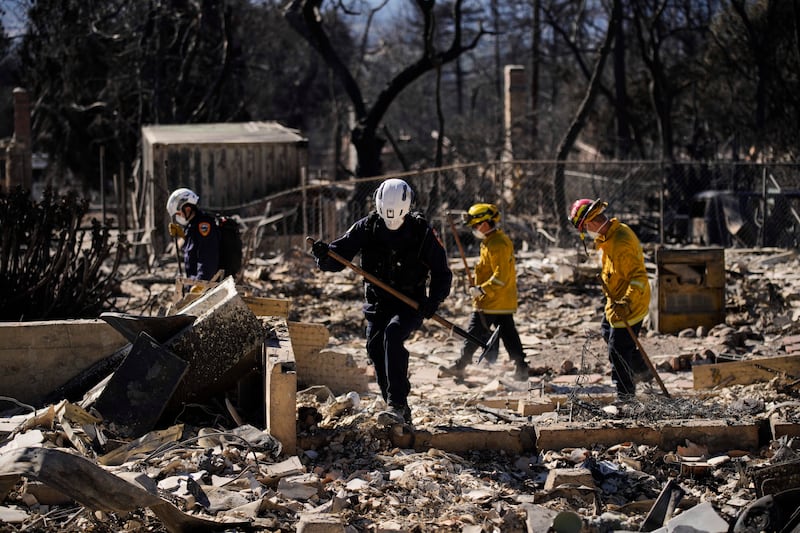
[
  {"x1": 659, "y1": 161, "x2": 666, "y2": 245},
  {"x1": 760, "y1": 164, "x2": 767, "y2": 248},
  {"x1": 301, "y1": 166, "x2": 308, "y2": 249}
]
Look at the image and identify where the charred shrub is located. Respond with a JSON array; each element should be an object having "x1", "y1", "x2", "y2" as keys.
[{"x1": 0, "y1": 187, "x2": 127, "y2": 320}]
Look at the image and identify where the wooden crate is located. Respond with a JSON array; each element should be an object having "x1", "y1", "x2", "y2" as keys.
[{"x1": 654, "y1": 247, "x2": 725, "y2": 334}]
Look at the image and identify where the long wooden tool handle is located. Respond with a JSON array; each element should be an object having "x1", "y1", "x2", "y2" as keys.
[
  {"x1": 306, "y1": 237, "x2": 489, "y2": 349},
  {"x1": 447, "y1": 213, "x2": 474, "y2": 287},
  {"x1": 623, "y1": 320, "x2": 670, "y2": 397},
  {"x1": 598, "y1": 275, "x2": 670, "y2": 398}
]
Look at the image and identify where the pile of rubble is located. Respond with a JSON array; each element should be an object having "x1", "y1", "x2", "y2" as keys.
[{"x1": 0, "y1": 246, "x2": 798, "y2": 532}]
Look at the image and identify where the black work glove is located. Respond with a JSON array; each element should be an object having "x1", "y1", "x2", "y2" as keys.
[
  {"x1": 418, "y1": 298, "x2": 439, "y2": 319},
  {"x1": 311, "y1": 240, "x2": 329, "y2": 260}
]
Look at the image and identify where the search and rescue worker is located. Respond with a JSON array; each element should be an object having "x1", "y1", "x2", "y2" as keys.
[
  {"x1": 440, "y1": 203, "x2": 529, "y2": 381},
  {"x1": 311, "y1": 178, "x2": 453, "y2": 426},
  {"x1": 166, "y1": 187, "x2": 220, "y2": 282},
  {"x1": 569, "y1": 198, "x2": 652, "y2": 401}
]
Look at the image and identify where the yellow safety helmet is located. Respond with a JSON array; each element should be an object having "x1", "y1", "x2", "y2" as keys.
[{"x1": 462, "y1": 203, "x2": 500, "y2": 227}]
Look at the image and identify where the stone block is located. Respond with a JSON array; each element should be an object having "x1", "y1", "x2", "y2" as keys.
[{"x1": 543, "y1": 467, "x2": 595, "y2": 491}]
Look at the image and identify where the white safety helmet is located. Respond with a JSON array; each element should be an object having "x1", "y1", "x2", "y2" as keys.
[
  {"x1": 374, "y1": 178, "x2": 413, "y2": 231},
  {"x1": 166, "y1": 187, "x2": 199, "y2": 215}
]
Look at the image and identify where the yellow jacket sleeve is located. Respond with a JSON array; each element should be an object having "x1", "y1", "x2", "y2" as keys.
[{"x1": 597, "y1": 220, "x2": 651, "y2": 327}]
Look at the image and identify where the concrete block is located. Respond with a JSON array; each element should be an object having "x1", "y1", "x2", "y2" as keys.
[
  {"x1": 0, "y1": 320, "x2": 127, "y2": 405},
  {"x1": 399, "y1": 424, "x2": 537, "y2": 454},
  {"x1": 770, "y1": 414, "x2": 800, "y2": 440},
  {"x1": 289, "y1": 321, "x2": 371, "y2": 395},
  {"x1": 536, "y1": 418, "x2": 760, "y2": 454},
  {"x1": 543, "y1": 468, "x2": 595, "y2": 491},
  {"x1": 266, "y1": 355, "x2": 297, "y2": 456},
  {"x1": 296, "y1": 513, "x2": 345, "y2": 533}
]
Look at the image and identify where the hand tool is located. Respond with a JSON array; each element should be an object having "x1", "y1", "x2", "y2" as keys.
[
  {"x1": 598, "y1": 275, "x2": 670, "y2": 397},
  {"x1": 307, "y1": 236, "x2": 501, "y2": 360}
]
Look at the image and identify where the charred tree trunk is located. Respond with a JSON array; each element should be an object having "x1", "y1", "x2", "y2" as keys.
[
  {"x1": 553, "y1": 0, "x2": 619, "y2": 245},
  {"x1": 284, "y1": 0, "x2": 487, "y2": 219}
]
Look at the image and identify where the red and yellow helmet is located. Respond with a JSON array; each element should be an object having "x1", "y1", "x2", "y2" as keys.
[{"x1": 568, "y1": 198, "x2": 607, "y2": 231}]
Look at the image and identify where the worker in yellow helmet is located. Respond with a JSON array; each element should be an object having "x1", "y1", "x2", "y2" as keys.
[{"x1": 440, "y1": 203, "x2": 529, "y2": 381}]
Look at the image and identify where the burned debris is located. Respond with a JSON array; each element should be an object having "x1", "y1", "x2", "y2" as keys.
[{"x1": 0, "y1": 248, "x2": 799, "y2": 532}]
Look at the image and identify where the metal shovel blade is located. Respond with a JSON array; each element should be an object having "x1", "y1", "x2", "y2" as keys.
[{"x1": 476, "y1": 326, "x2": 502, "y2": 364}]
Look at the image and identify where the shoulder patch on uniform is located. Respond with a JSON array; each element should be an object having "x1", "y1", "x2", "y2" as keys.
[{"x1": 198, "y1": 221, "x2": 212, "y2": 237}]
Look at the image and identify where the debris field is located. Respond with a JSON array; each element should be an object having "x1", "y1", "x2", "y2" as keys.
[{"x1": 1, "y1": 245, "x2": 799, "y2": 532}]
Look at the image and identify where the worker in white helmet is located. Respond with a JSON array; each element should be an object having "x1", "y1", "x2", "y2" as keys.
[
  {"x1": 166, "y1": 187, "x2": 220, "y2": 281},
  {"x1": 310, "y1": 178, "x2": 453, "y2": 427}
]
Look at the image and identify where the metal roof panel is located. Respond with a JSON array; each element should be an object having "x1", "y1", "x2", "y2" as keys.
[{"x1": 141, "y1": 121, "x2": 307, "y2": 144}]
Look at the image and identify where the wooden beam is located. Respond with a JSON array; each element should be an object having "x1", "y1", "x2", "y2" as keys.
[
  {"x1": 242, "y1": 296, "x2": 291, "y2": 318},
  {"x1": 692, "y1": 355, "x2": 800, "y2": 389}
]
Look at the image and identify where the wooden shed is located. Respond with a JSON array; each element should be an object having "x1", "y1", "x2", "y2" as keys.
[{"x1": 141, "y1": 121, "x2": 308, "y2": 257}]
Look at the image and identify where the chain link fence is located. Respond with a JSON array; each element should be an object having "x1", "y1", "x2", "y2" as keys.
[{"x1": 246, "y1": 161, "x2": 800, "y2": 258}]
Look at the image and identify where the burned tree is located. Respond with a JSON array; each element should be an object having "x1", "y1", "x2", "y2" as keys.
[
  {"x1": 284, "y1": 0, "x2": 488, "y2": 217},
  {"x1": 552, "y1": 0, "x2": 620, "y2": 243}
]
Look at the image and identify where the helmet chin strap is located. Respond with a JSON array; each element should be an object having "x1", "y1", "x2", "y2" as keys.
[{"x1": 579, "y1": 231, "x2": 590, "y2": 256}]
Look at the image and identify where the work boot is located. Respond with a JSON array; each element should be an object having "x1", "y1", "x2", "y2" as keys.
[
  {"x1": 439, "y1": 357, "x2": 470, "y2": 378},
  {"x1": 376, "y1": 404, "x2": 412, "y2": 426},
  {"x1": 401, "y1": 405, "x2": 412, "y2": 424},
  {"x1": 613, "y1": 393, "x2": 637, "y2": 405},
  {"x1": 513, "y1": 363, "x2": 530, "y2": 381}
]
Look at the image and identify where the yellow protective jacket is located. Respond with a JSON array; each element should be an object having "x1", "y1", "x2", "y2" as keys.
[
  {"x1": 594, "y1": 218, "x2": 650, "y2": 327},
  {"x1": 473, "y1": 228, "x2": 518, "y2": 314}
]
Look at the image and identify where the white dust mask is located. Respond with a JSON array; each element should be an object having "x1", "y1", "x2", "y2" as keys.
[
  {"x1": 175, "y1": 214, "x2": 188, "y2": 226},
  {"x1": 586, "y1": 218, "x2": 609, "y2": 239},
  {"x1": 472, "y1": 228, "x2": 486, "y2": 240}
]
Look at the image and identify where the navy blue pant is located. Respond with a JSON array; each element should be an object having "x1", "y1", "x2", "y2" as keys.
[
  {"x1": 365, "y1": 309, "x2": 422, "y2": 409},
  {"x1": 600, "y1": 315, "x2": 647, "y2": 395},
  {"x1": 461, "y1": 312, "x2": 526, "y2": 366}
]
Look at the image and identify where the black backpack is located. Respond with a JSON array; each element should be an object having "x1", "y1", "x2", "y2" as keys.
[{"x1": 215, "y1": 214, "x2": 244, "y2": 277}]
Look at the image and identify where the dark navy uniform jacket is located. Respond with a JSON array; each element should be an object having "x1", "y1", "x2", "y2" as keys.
[
  {"x1": 184, "y1": 211, "x2": 220, "y2": 281},
  {"x1": 316, "y1": 212, "x2": 452, "y2": 315}
]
